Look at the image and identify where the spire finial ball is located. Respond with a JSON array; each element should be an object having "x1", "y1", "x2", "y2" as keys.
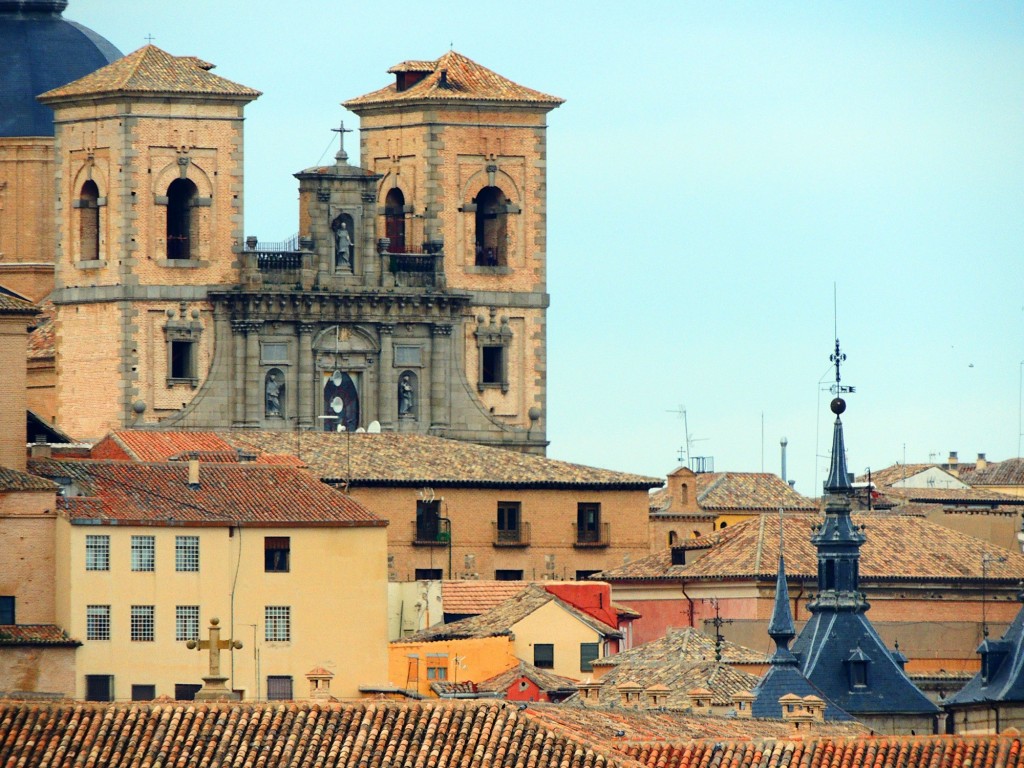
[{"x1": 830, "y1": 397, "x2": 846, "y2": 415}]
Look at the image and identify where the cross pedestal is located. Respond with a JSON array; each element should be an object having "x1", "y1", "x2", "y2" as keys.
[{"x1": 186, "y1": 617, "x2": 243, "y2": 701}]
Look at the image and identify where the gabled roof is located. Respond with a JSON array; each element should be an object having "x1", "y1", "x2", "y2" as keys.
[
  {"x1": 962, "y1": 458, "x2": 1024, "y2": 486},
  {"x1": 28, "y1": 459, "x2": 384, "y2": 527},
  {"x1": 599, "y1": 513, "x2": 1024, "y2": 584},
  {"x1": 343, "y1": 50, "x2": 563, "y2": 109},
  {"x1": 38, "y1": 44, "x2": 260, "y2": 102},
  {"x1": 0, "y1": 285, "x2": 38, "y2": 314},
  {"x1": 220, "y1": 430, "x2": 661, "y2": 489},
  {"x1": 696, "y1": 473, "x2": 817, "y2": 512},
  {"x1": 476, "y1": 661, "x2": 578, "y2": 695},
  {"x1": 0, "y1": 465, "x2": 57, "y2": 492},
  {"x1": 591, "y1": 627, "x2": 766, "y2": 670},
  {"x1": 403, "y1": 584, "x2": 620, "y2": 642},
  {"x1": 858, "y1": 463, "x2": 938, "y2": 488},
  {"x1": 442, "y1": 580, "x2": 530, "y2": 616}
]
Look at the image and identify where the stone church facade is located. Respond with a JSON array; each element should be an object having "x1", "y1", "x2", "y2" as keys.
[{"x1": 37, "y1": 46, "x2": 562, "y2": 452}]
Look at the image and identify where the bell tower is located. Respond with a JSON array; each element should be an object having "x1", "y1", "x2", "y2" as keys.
[{"x1": 38, "y1": 45, "x2": 259, "y2": 439}]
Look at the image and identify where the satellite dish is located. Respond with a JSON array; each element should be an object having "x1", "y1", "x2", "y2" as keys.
[
  {"x1": 367, "y1": 420, "x2": 382, "y2": 433},
  {"x1": 355, "y1": 427, "x2": 365, "y2": 433}
]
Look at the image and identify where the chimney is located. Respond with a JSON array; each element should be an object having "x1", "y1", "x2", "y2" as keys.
[
  {"x1": 616, "y1": 681, "x2": 642, "y2": 709},
  {"x1": 780, "y1": 437, "x2": 788, "y2": 484},
  {"x1": 576, "y1": 680, "x2": 602, "y2": 706},
  {"x1": 188, "y1": 458, "x2": 200, "y2": 488},
  {"x1": 802, "y1": 695, "x2": 825, "y2": 722},
  {"x1": 30, "y1": 439, "x2": 52, "y2": 459},
  {"x1": 977, "y1": 453, "x2": 987, "y2": 470},
  {"x1": 686, "y1": 687, "x2": 713, "y2": 715},
  {"x1": 644, "y1": 684, "x2": 670, "y2": 709},
  {"x1": 732, "y1": 690, "x2": 755, "y2": 719}
]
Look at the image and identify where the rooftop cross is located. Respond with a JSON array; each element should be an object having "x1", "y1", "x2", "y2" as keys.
[
  {"x1": 144, "y1": 33, "x2": 155, "y2": 44},
  {"x1": 830, "y1": 338, "x2": 845, "y2": 386},
  {"x1": 186, "y1": 617, "x2": 242, "y2": 695},
  {"x1": 331, "y1": 120, "x2": 353, "y2": 163}
]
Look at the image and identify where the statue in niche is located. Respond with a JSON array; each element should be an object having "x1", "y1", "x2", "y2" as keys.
[
  {"x1": 398, "y1": 374, "x2": 415, "y2": 417},
  {"x1": 331, "y1": 215, "x2": 353, "y2": 271},
  {"x1": 265, "y1": 370, "x2": 284, "y2": 417}
]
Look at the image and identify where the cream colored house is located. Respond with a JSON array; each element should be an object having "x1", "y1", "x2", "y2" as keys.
[{"x1": 32, "y1": 458, "x2": 388, "y2": 701}]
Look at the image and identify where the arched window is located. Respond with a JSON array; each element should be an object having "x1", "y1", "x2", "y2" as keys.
[
  {"x1": 167, "y1": 178, "x2": 198, "y2": 259},
  {"x1": 78, "y1": 180, "x2": 100, "y2": 261},
  {"x1": 474, "y1": 186, "x2": 508, "y2": 266},
  {"x1": 384, "y1": 188, "x2": 405, "y2": 254}
]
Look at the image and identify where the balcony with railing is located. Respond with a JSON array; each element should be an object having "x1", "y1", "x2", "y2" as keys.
[
  {"x1": 572, "y1": 522, "x2": 610, "y2": 548},
  {"x1": 492, "y1": 521, "x2": 531, "y2": 548},
  {"x1": 411, "y1": 518, "x2": 451, "y2": 547},
  {"x1": 241, "y1": 234, "x2": 315, "y2": 289},
  {"x1": 380, "y1": 238, "x2": 446, "y2": 289}
]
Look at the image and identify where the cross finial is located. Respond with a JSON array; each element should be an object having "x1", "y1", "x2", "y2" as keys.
[
  {"x1": 144, "y1": 33, "x2": 155, "y2": 44},
  {"x1": 830, "y1": 337, "x2": 846, "y2": 385},
  {"x1": 331, "y1": 120, "x2": 353, "y2": 163},
  {"x1": 186, "y1": 617, "x2": 242, "y2": 683}
]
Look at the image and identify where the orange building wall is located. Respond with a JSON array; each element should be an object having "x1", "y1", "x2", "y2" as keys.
[{"x1": 389, "y1": 636, "x2": 516, "y2": 698}]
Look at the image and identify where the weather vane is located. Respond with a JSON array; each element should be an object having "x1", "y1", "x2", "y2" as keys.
[{"x1": 829, "y1": 338, "x2": 856, "y2": 396}]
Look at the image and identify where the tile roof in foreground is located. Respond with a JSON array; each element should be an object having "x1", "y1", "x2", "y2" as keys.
[
  {"x1": 403, "y1": 584, "x2": 620, "y2": 642},
  {"x1": 28, "y1": 459, "x2": 384, "y2": 527},
  {"x1": 344, "y1": 50, "x2": 563, "y2": 109},
  {"x1": 219, "y1": 430, "x2": 662, "y2": 489},
  {"x1": 0, "y1": 624, "x2": 79, "y2": 646},
  {"x1": 598, "y1": 512, "x2": 1024, "y2": 584},
  {"x1": 38, "y1": 45, "x2": 261, "y2": 101}
]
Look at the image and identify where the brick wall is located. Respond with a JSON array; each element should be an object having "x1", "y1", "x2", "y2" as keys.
[
  {"x1": 0, "y1": 314, "x2": 28, "y2": 470},
  {"x1": 0, "y1": 491, "x2": 57, "y2": 624}
]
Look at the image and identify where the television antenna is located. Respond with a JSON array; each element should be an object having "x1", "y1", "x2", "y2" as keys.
[{"x1": 666, "y1": 405, "x2": 707, "y2": 467}]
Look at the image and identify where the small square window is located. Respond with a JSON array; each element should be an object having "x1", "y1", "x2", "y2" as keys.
[
  {"x1": 85, "y1": 674, "x2": 114, "y2": 702},
  {"x1": 87, "y1": 604, "x2": 111, "y2": 640},
  {"x1": 580, "y1": 642, "x2": 600, "y2": 672},
  {"x1": 131, "y1": 684, "x2": 156, "y2": 701},
  {"x1": 130, "y1": 605, "x2": 154, "y2": 642},
  {"x1": 131, "y1": 535, "x2": 155, "y2": 572},
  {"x1": 175, "y1": 605, "x2": 200, "y2": 642},
  {"x1": 86, "y1": 535, "x2": 110, "y2": 571},
  {"x1": 534, "y1": 643, "x2": 554, "y2": 669},
  {"x1": 265, "y1": 605, "x2": 291, "y2": 642},
  {"x1": 175, "y1": 536, "x2": 199, "y2": 572},
  {"x1": 0, "y1": 596, "x2": 14, "y2": 625},
  {"x1": 265, "y1": 537, "x2": 290, "y2": 572},
  {"x1": 267, "y1": 675, "x2": 293, "y2": 700},
  {"x1": 175, "y1": 683, "x2": 202, "y2": 701}
]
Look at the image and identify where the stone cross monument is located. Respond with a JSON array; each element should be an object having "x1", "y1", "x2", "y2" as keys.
[{"x1": 186, "y1": 617, "x2": 243, "y2": 701}]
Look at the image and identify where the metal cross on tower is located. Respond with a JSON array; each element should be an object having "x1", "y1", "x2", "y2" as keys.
[
  {"x1": 332, "y1": 120, "x2": 353, "y2": 163},
  {"x1": 702, "y1": 598, "x2": 733, "y2": 662},
  {"x1": 829, "y1": 339, "x2": 856, "y2": 395}
]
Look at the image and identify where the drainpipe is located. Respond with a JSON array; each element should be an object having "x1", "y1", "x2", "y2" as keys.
[{"x1": 680, "y1": 582, "x2": 695, "y2": 628}]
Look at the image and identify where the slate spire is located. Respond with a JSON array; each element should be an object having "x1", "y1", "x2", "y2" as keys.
[{"x1": 767, "y1": 512, "x2": 796, "y2": 659}]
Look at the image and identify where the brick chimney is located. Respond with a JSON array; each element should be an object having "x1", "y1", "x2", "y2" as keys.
[
  {"x1": 947, "y1": 451, "x2": 959, "y2": 476},
  {"x1": 644, "y1": 684, "x2": 670, "y2": 709},
  {"x1": 732, "y1": 690, "x2": 755, "y2": 719},
  {"x1": 576, "y1": 680, "x2": 603, "y2": 706},
  {"x1": 616, "y1": 680, "x2": 642, "y2": 709},
  {"x1": 977, "y1": 453, "x2": 987, "y2": 471}
]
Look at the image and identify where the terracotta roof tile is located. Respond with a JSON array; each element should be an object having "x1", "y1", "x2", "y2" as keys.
[
  {"x1": 695, "y1": 473, "x2": 818, "y2": 512},
  {"x1": 442, "y1": 580, "x2": 532, "y2": 615},
  {"x1": 592, "y1": 628, "x2": 767, "y2": 670},
  {"x1": 93, "y1": 431, "x2": 241, "y2": 462},
  {"x1": 0, "y1": 624, "x2": 79, "y2": 646},
  {"x1": 0, "y1": 466, "x2": 57, "y2": 492},
  {"x1": 961, "y1": 458, "x2": 1024, "y2": 486},
  {"x1": 344, "y1": 50, "x2": 563, "y2": 109},
  {"x1": 600, "y1": 512, "x2": 1024, "y2": 583},
  {"x1": 26, "y1": 301, "x2": 54, "y2": 360},
  {"x1": 38, "y1": 44, "x2": 260, "y2": 101},
  {"x1": 0, "y1": 286, "x2": 37, "y2": 314},
  {"x1": 29, "y1": 459, "x2": 384, "y2": 527},
  {"x1": 476, "y1": 661, "x2": 578, "y2": 695}
]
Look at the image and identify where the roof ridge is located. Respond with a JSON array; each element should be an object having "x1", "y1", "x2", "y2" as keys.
[{"x1": 753, "y1": 514, "x2": 766, "y2": 573}]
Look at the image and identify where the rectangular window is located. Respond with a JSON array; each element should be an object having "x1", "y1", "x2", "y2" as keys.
[
  {"x1": 495, "y1": 569, "x2": 523, "y2": 581},
  {"x1": 130, "y1": 605, "x2": 155, "y2": 642},
  {"x1": 85, "y1": 674, "x2": 114, "y2": 702},
  {"x1": 577, "y1": 503, "x2": 601, "y2": 544},
  {"x1": 481, "y1": 346, "x2": 503, "y2": 385},
  {"x1": 264, "y1": 537, "x2": 290, "y2": 572},
  {"x1": 580, "y1": 642, "x2": 600, "y2": 672},
  {"x1": 175, "y1": 536, "x2": 200, "y2": 572},
  {"x1": 415, "y1": 568, "x2": 443, "y2": 581},
  {"x1": 534, "y1": 643, "x2": 554, "y2": 669},
  {"x1": 131, "y1": 535, "x2": 155, "y2": 572},
  {"x1": 265, "y1": 605, "x2": 291, "y2": 642},
  {"x1": 426, "y1": 655, "x2": 449, "y2": 680},
  {"x1": 170, "y1": 340, "x2": 196, "y2": 381},
  {"x1": 85, "y1": 534, "x2": 110, "y2": 571},
  {"x1": 496, "y1": 501, "x2": 521, "y2": 543},
  {"x1": 175, "y1": 605, "x2": 200, "y2": 642},
  {"x1": 0, "y1": 596, "x2": 14, "y2": 625},
  {"x1": 266, "y1": 675, "x2": 293, "y2": 701},
  {"x1": 87, "y1": 604, "x2": 111, "y2": 640},
  {"x1": 415, "y1": 500, "x2": 441, "y2": 542},
  {"x1": 131, "y1": 684, "x2": 156, "y2": 701},
  {"x1": 175, "y1": 683, "x2": 202, "y2": 701}
]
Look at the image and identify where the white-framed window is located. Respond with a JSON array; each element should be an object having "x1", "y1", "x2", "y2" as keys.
[
  {"x1": 265, "y1": 606, "x2": 291, "y2": 642},
  {"x1": 131, "y1": 535, "x2": 155, "y2": 572},
  {"x1": 85, "y1": 534, "x2": 110, "y2": 571},
  {"x1": 86, "y1": 604, "x2": 111, "y2": 640},
  {"x1": 175, "y1": 605, "x2": 200, "y2": 642},
  {"x1": 175, "y1": 535, "x2": 199, "y2": 572},
  {"x1": 130, "y1": 605, "x2": 155, "y2": 641}
]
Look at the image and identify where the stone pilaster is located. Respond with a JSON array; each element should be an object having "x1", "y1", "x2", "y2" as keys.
[
  {"x1": 430, "y1": 324, "x2": 452, "y2": 429},
  {"x1": 244, "y1": 320, "x2": 264, "y2": 427},
  {"x1": 230, "y1": 320, "x2": 248, "y2": 426},
  {"x1": 377, "y1": 323, "x2": 395, "y2": 430},
  {"x1": 297, "y1": 322, "x2": 317, "y2": 430}
]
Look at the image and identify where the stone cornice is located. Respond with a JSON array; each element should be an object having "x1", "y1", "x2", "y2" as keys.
[{"x1": 209, "y1": 288, "x2": 472, "y2": 324}]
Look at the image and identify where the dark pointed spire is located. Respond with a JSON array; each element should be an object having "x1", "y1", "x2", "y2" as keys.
[
  {"x1": 824, "y1": 338, "x2": 853, "y2": 494},
  {"x1": 768, "y1": 512, "x2": 797, "y2": 662}
]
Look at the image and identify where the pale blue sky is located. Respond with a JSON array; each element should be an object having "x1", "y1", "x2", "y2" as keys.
[{"x1": 72, "y1": 0, "x2": 1024, "y2": 494}]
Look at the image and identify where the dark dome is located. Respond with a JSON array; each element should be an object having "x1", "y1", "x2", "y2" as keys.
[{"x1": 0, "y1": 0, "x2": 121, "y2": 137}]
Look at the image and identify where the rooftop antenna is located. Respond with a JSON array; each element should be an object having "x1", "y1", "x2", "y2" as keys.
[{"x1": 666, "y1": 405, "x2": 707, "y2": 470}]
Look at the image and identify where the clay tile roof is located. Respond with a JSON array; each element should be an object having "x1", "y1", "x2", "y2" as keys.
[
  {"x1": 27, "y1": 301, "x2": 54, "y2": 360},
  {"x1": 404, "y1": 584, "x2": 620, "y2": 642},
  {"x1": 600, "y1": 512, "x2": 1024, "y2": 583},
  {"x1": 38, "y1": 44, "x2": 261, "y2": 101},
  {"x1": 882, "y1": 485, "x2": 1024, "y2": 505},
  {"x1": 443, "y1": 580, "x2": 531, "y2": 615},
  {"x1": 695, "y1": 473, "x2": 818, "y2": 512},
  {"x1": 345, "y1": 50, "x2": 563, "y2": 109},
  {"x1": 93, "y1": 430, "x2": 240, "y2": 462},
  {"x1": 0, "y1": 624, "x2": 79, "y2": 646},
  {"x1": 963, "y1": 458, "x2": 1024, "y2": 486},
  {"x1": 591, "y1": 627, "x2": 767, "y2": 669},
  {"x1": 0, "y1": 465, "x2": 57, "y2": 491},
  {"x1": 29, "y1": 459, "x2": 385, "y2": 527},
  {"x1": 0, "y1": 286, "x2": 38, "y2": 314},
  {"x1": 858, "y1": 463, "x2": 938, "y2": 488},
  {"x1": 220, "y1": 430, "x2": 661, "y2": 489},
  {"x1": 476, "y1": 661, "x2": 578, "y2": 694}
]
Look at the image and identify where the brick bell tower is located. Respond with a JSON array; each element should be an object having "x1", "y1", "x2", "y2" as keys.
[
  {"x1": 38, "y1": 45, "x2": 259, "y2": 440},
  {"x1": 344, "y1": 52, "x2": 563, "y2": 452}
]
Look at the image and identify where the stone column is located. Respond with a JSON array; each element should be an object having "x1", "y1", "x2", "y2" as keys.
[
  {"x1": 430, "y1": 324, "x2": 452, "y2": 429},
  {"x1": 244, "y1": 320, "x2": 264, "y2": 427},
  {"x1": 230, "y1": 320, "x2": 248, "y2": 426},
  {"x1": 377, "y1": 324, "x2": 395, "y2": 430},
  {"x1": 297, "y1": 322, "x2": 316, "y2": 430}
]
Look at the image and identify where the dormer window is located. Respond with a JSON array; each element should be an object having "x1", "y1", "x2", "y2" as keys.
[{"x1": 846, "y1": 647, "x2": 870, "y2": 689}]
